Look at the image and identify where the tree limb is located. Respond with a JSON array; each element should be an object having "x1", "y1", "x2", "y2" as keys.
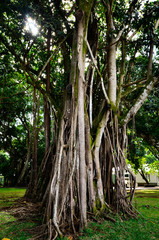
[
  {"x1": 86, "y1": 40, "x2": 110, "y2": 104},
  {"x1": 123, "y1": 77, "x2": 159, "y2": 125}
]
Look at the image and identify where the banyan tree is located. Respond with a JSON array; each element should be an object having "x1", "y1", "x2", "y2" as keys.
[{"x1": 0, "y1": 0, "x2": 158, "y2": 238}]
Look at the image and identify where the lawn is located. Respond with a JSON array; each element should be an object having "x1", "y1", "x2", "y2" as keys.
[
  {"x1": 0, "y1": 188, "x2": 26, "y2": 209},
  {"x1": 0, "y1": 188, "x2": 38, "y2": 240},
  {"x1": 0, "y1": 188, "x2": 159, "y2": 240},
  {"x1": 79, "y1": 189, "x2": 159, "y2": 240}
]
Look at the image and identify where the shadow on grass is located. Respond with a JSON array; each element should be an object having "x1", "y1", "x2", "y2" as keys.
[{"x1": 0, "y1": 211, "x2": 37, "y2": 240}]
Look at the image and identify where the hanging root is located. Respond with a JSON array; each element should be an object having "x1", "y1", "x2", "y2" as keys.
[
  {"x1": 53, "y1": 218, "x2": 63, "y2": 239},
  {"x1": 52, "y1": 231, "x2": 58, "y2": 240},
  {"x1": 104, "y1": 114, "x2": 138, "y2": 218}
]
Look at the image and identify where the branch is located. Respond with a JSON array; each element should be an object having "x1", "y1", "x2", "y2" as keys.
[
  {"x1": 0, "y1": 31, "x2": 68, "y2": 110},
  {"x1": 122, "y1": 78, "x2": 147, "y2": 88},
  {"x1": 127, "y1": 25, "x2": 142, "y2": 41},
  {"x1": 0, "y1": 33, "x2": 39, "y2": 78},
  {"x1": 112, "y1": 0, "x2": 138, "y2": 42},
  {"x1": 86, "y1": 40, "x2": 110, "y2": 104},
  {"x1": 121, "y1": 83, "x2": 144, "y2": 99},
  {"x1": 114, "y1": 27, "x2": 126, "y2": 43},
  {"x1": 36, "y1": 33, "x2": 71, "y2": 81},
  {"x1": 116, "y1": 39, "x2": 126, "y2": 107},
  {"x1": 123, "y1": 77, "x2": 159, "y2": 125},
  {"x1": 0, "y1": 87, "x2": 30, "y2": 101},
  {"x1": 0, "y1": 33, "x2": 24, "y2": 65}
]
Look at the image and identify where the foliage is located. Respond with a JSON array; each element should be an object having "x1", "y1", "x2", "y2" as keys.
[
  {"x1": 0, "y1": 151, "x2": 11, "y2": 182},
  {"x1": 127, "y1": 134, "x2": 158, "y2": 179},
  {"x1": 136, "y1": 87, "x2": 159, "y2": 141},
  {"x1": 148, "y1": 161, "x2": 159, "y2": 176},
  {"x1": 127, "y1": 86, "x2": 159, "y2": 177}
]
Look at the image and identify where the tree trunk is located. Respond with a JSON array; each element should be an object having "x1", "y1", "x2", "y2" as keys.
[
  {"x1": 17, "y1": 129, "x2": 31, "y2": 186},
  {"x1": 85, "y1": 113, "x2": 95, "y2": 211},
  {"x1": 93, "y1": 111, "x2": 110, "y2": 208},
  {"x1": 77, "y1": 9, "x2": 87, "y2": 228},
  {"x1": 139, "y1": 169, "x2": 149, "y2": 185},
  {"x1": 25, "y1": 88, "x2": 40, "y2": 199},
  {"x1": 44, "y1": 27, "x2": 51, "y2": 153}
]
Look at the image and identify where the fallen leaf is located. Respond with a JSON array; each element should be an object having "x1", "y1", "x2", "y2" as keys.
[{"x1": 67, "y1": 236, "x2": 73, "y2": 240}]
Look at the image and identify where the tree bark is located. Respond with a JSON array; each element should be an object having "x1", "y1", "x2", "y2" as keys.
[
  {"x1": 93, "y1": 111, "x2": 110, "y2": 207},
  {"x1": 106, "y1": 2, "x2": 117, "y2": 105},
  {"x1": 85, "y1": 113, "x2": 95, "y2": 211},
  {"x1": 44, "y1": 27, "x2": 51, "y2": 153},
  {"x1": 77, "y1": 9, "x2": 87, "y2": 228},
  {"x1": 17, "y1": 130, "x2": 31, "y2": 185}
]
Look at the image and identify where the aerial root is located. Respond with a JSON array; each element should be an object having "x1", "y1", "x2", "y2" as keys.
[{"x1": 52, "y1": 231, "x2": 58, "y2": 240}]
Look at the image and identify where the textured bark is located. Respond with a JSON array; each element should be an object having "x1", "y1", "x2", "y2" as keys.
[
  {"x1": 93, "y1": 111, "x2": 110, "y2": 207},
  {"x1": 87, "y1": 40, "x2": 110, "y2": 104},
  {"x1": 44, "y1": 27, "x2": 51, "y2": 153},
  {"x1": 77, "y1": 9, "x2": 87, "y2": 229},
  {"x1": 24, "y1": 3, "x2": 158, "y2": 237},
  {"x1": 25, "y1": 88, "x2": 40, "y2": 198},
  {"x1": 85, "y1": 113, "x2": 95, "y2": 211},
  {"x1": 107, "y1": 42, "x2": 117, "y2": 104},
  {"x1": 89, "y1": 67, "x2": 95, "y2": 128},
  {"x1": 116, "y1": 39, "x2": 126, "y2": 107},
  {"x1": 106, "y1": 2, "x2": 117, "y2": 105}
]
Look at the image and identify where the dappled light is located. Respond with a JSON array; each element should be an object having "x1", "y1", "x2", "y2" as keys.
[{"x1": 24, "y1": 16, "x2": 39, "y2": 36}]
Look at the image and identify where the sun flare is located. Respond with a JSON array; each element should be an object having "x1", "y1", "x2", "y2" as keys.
[{"x1": 24, "y1": 16, "x2": 39, "y2": 36}]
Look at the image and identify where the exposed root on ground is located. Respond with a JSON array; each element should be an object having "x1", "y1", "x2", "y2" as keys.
[{"x1": 7, "y1": 199, "x2": 41, "y2": 220}]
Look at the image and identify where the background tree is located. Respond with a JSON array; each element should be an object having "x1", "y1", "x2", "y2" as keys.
[{"x1": 127, "y1": 85, "x2": 159, "y2": 183}]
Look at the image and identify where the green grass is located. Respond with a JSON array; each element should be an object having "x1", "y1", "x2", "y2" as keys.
[
  {"x1": 0, "y1": 211, "x2": 37, "y2": 240},
  {"x1": 134, "y1": 190, "x2": 159, "y2": 219},
  {"x1": 79, "y1": 189, "x2": 159, "y2": 240},
  {"x1": 79, "y1": 217, "x2": 159, "y2": 240},
  {"x1": 0, "y1": 188, "x2": 159, "y2": 240},
  {"x1": 0, "y1": 188, "x2": 37, "y2": 240},
  {"x1": 0, "y1": 188, "x2": 26, "y2": 209}
]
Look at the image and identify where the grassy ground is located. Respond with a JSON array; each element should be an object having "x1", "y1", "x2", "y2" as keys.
[
  {"x1": 0, "y1": 188, "x2": 159, "y2": 240},
  {"x1": 0, "y1": 188, "x2": 26, "y2": 209},
  {"x1": 79, "y1": 189, "x2": 159, "y2": 240},
  {"x1": 0, "y1": 188, "x2": 38, "y2": 240}
]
